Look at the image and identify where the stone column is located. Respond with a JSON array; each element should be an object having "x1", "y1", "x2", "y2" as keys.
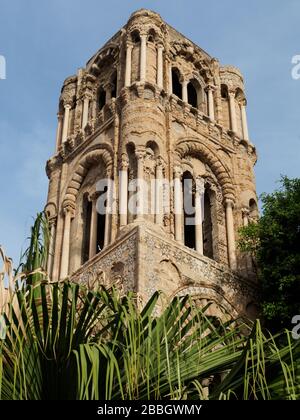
[
  {"x1": 125, "y1": 42, "x2": 133, "y2": 87},
  {"x1": 157, "y1": 43, "x2": 164, "y2": 89},
  {"x1": 89, "y1": 198, "x2": 98, "y2": 258},
  {"x1": 182, "y1": 80, "x2": 188, "y2": 103},
  {"x1": 228, "y1": 91, "x2": 237, "y2": 134},
  {"x1": 206, "y1": 85, "x2": 215, "y2": 121},
  {"x1": 242, "y1": 207, "x2": 249, "y2": 227},
  {"x1": 104, "y1": 83, "x2": 112, "y2": 103},
  {"x1": 55, "y1": 113, "x2": 63, "y2": 152},
  {"x1": 155, "y1": 157, "x2": 164, "y2": 225},
  {"x1": 61, "y1": 103, "x2": 71, "y2": 143},
  {"x1": 174, "y1": 166, "x2": 183, "y2": 242},
  {"x1": 241, "y1": 100, "x2": 249, "y2": 141},
  {"x1": 47, "y1": 217, "x2": 56, "y2": 277},
  {"x1": 195, "y1": 178, "x2": 205, "y2": 254},
  {"x1": 168, "y1": 61, "x2": 172, "y2": 95},
  {"x1": 119, "y1": 154, "x2": 129, "y2": 227},
  {"x1": 140, "y1": 34, "x2": 147, "y2": 82},
  {"x1": 60, "y1": 204, "x2": 74, "y2": 279},
  {"x1": 225, "y1": 198, "x2": 237, "y2": 270},
  {"x1": 81, "y1": 95, "x2": 90, "y2": 129},
  {"x1": 135, "y1": 147, "x2": 145, "y2": 220}
]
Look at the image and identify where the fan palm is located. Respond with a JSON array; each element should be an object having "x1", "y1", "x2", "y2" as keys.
[{"x1": 0, "y1": 212, "x2": 299, "y2": 400}]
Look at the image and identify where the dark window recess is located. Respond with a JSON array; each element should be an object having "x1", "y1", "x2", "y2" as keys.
[
  {"x1": 183, "y1": 173, "x2": 196, "y2": 250},
  {"x1": 96, "y1": 212, "x2": 105, "y2": 253},
  {"x1": 96, "y1": 188, "x2": 107, "y2": 253},
  {"x1": 82, "y1": 195, "x2": 92, "y2": 264},
  {"x1": 203, "y1": 190, "x2": 213, "y2": 259},
  {"x1": 184, "y1": 223, "x2": 196, "y2": 250},
  {"x1": 221, "y1": 85, "x2": 228, "y2": 99},
  {"x1": 172, "y1": 69, "x2": 182, "y2": 99},
  {"x1": 111, "y1": 73, "x2": 117, "y2": 98},
  {"x1": 98, "y1": 89, "x2": 106, "y2": 110},
  {"x1": 187, "y1": 82, "x2": 198, "y2": 108}
]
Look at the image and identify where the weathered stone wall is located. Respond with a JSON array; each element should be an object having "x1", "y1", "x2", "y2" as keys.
[{"x1": 45, "y1": 9, "x2": 259, "y2": 318}]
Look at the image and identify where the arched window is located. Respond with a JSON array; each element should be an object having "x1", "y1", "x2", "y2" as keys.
[
  {"x1": 148, "y1": 28, "x2": 156, "y2": 43},
  {"x1": 203, "y1": 188, "x2": 214, "y2": 259},
  {"x1": 172, "y1": 68, "x2": 182, "y2": 99},
  {"x1": 125, "y1": 143, "x2": 136, "y2": 224},
  {"x1": 96, "y1": 190, "x2": 106, "y2": 253},
  {"x1": 187, "y1": 81, "x2": 198, "y2": 108},
  {"x1": 98, "y1": 87, "x2": 106, "y2": 110},
  {"x1": 221, "y1": 84, "x2": 230, "y2": 131},
  {"x1": 82, "y1": 193, "x2": 92, "y2": 264},
  {"x1": 111, "y1": 71, "x2": 117, "y2": 99},
  {"x1": 235, "y1": 88, "x2": 245, "y2": 137},
  {"x1": 221, "y1": 84, "x2": 228, "y2": 99},
  {"x1": 249, "y1": 198, "x2": 258, "y2": 221},
  {"x1": 130, "y1": 31, "x2": 141, "y2": 83},
  {"x1": 131, "y1": 30, "x2": 140, "y2": 44},
  {"x1": 182, "y1": 171, "x2": 196, "y2": 250}
]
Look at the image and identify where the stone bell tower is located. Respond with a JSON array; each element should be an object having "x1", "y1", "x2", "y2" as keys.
[{"x1": 45, "y1": 9, "x2": 259, "y2": 318}]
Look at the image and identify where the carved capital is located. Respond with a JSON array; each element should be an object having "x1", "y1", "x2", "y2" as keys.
[
  {"x1": 104, "y1": 81, "x2": 114, "y2": 92},
  {"x1": 156, "y1": 155, "x2": 165, "y2": 169},
  {"x1": 228, "y1": 89, "x2": 236, "y2": 98},
  {"x1": 61, "y1": 94, "x2": 73, "y2": 108},
  {"x1": 120, "y1": 153, "x2": 129, "y2": 170},
  {"x1": 82, "y1": 90, "x2": 92, "y2": 101},
  {"x1": 205, "y1": 84, "x2": 216, "y2": 92},
  {"x1": 241, "y1": 98, "x2": 247, "y2": 107},
  {"x1": 48, "y1": 215, "x2": 57, "y2": 227},
  {"x1": 135, "y1": 146, "x2": 146, "y2": 161},
  {"x1": 241, "y1": 207, "x2": 250, "y2": 218},
  {"x1": 195, "y1": 177, "x2": 205, "y2": 195},
  {"x1": 225, "y1": 198, "x2": 235, "y2": 209},
  {"x1": 139, "y1": 31, "x2": 148, "y2": 39},
  {"x1": 63, "y1": 201, "x2": 75, "y2": 217},
  {"x1": 173, "y1": 165, "x2": 183, "y2": 179},
  {"x1": 89, "y1": 191, "x2": 100, "y2": 202},
  {"x1": 126, "y1": 40, "x2": 134, "y2": 50},
  {"x1": 106, "y1": 165, "x2": 113, "y2": 178},
  {"x1": 46, "y1": 156, "x2": 61, "y2": 178}
]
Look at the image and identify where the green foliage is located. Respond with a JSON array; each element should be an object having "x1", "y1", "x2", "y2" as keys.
[
  {"x1": 238, "y1": 177, "x2": 300, "y2": 331},
  {"x1": 0, "y1": 211, "x2": 299, "y2": 400}
]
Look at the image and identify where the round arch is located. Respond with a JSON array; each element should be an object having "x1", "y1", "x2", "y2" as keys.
[
  {"x1": 63, "y1": 146, "x2": 113, "y2": 207},
  {"x1": 173, "y1": 285, "x2": 239, "y2": 318},
  {"x1": 175, "y1": 138, "x2": 235, "y2": 201},
  {"x1": 44, "y1": 201, "x2": 57, "y2": 219}
]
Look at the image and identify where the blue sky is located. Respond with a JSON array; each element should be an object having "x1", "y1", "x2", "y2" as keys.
[{"x1": 0, "y1": 0, "x2": 299, "y2": 264}]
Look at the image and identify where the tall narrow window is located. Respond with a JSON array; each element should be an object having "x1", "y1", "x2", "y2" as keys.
[
  {"x1": 187, "y1": 81, "x2": 198, "y2": 108},
  {"x1": 221, "y1": 84, "x2": 230, "y2": 131},
  {"x1": 82, "y1": 194, "x2": 92, "y2": 264},
  {"x1": 249, "y1": 198, "x2": 258, "y2": 221},
  {"x1": 203, "y1": 189, "x2": 213, "y2": 259},
  {"x1": 96, "y1": 189, "x2": 107, "y2": 253},
  {"x1": 183, "y1": 172, "x2": 196, "y2": 250},
  {"x1": 111, "y1": 72, "x2": 117, "y2": 99},
  {"x1": 172, "y1": 68, "x2": 182, "y2": 99},
  {"x1": 98, "y1": 87, "x2": 106, "y2": 110}
]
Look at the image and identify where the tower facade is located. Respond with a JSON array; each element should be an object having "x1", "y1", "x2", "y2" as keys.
[{"x1": 45, "y1": 9, "x2": 258, "y2": 318}]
